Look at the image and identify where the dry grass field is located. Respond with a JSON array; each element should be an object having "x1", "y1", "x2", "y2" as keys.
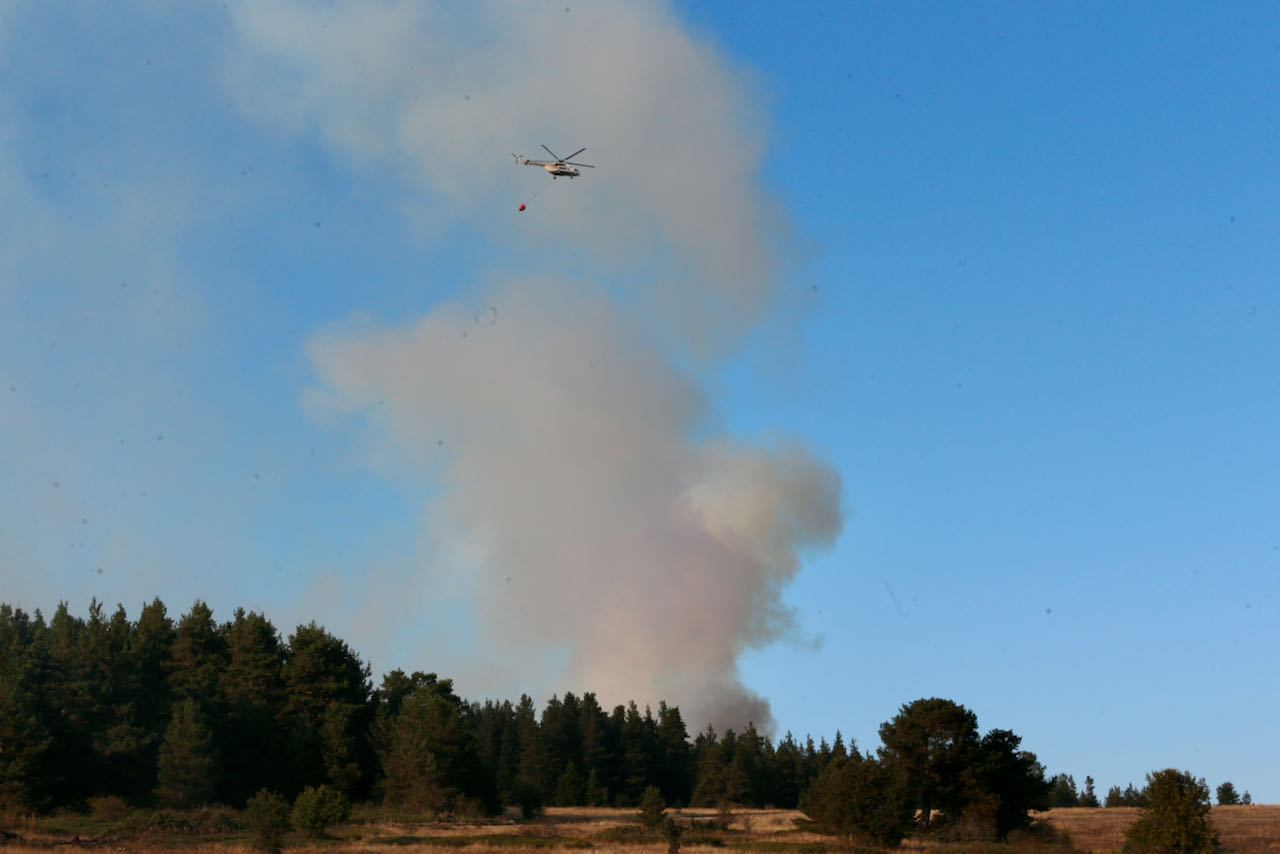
[
  {"x1": 1, "y1": 804, "x2": 1277, "y2": 854},
  {"x1": 1040, "y1": 806, "x2": 1280, "y2": 854}
]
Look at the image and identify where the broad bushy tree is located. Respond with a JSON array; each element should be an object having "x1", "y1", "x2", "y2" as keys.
[
  {"x1": 800, "y1": 755, "x2": 914, "y2": 846},
  {"x1": 878, "y1": 698, "x2": 980, "y2": 828},
  {"x1": 1124, "y1": 769, "x2": 1218, "y2": 854}
]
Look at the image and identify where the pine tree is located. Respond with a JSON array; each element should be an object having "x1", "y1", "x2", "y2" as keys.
[
  {"x1": 553, "y1": 760, "x2": 586, "y2": 805},
  {"x1": 281, "y1": 622, "x2": 372, "y2": 791},
  {"x1": 170, "y1": 601, "x2": 228, "y2": 711},
  {"x1": 584, "y1": 768, "x2": 607, "y2": 806},
  {"x1": 221, "y1": 609, "x2": 287, "y2": 803},
  {"x1": 379, "y1": 684, "x2": 497, "y2": 814},
  {"x1": 154, "y1": 698, "x2": 217, "y2": 807},
  {"x1": 637, "y1": 785, "x2": 667, "y2": 827},
  {"x1": 656, "y1": 702, "x2": 691, "y2": 806},
  {"x1": 1049, "y1": 773, "x2": 1080, "y2": 807},
  {"x1": 0, "y1": 607, "x2": 54, "y2": 810},
  {"x1": 1081, "y1": 776, "x2": 1100, "y2": 807},
  {"x1": 878, "y1": 698, "x2": 980, "y2": 828}
]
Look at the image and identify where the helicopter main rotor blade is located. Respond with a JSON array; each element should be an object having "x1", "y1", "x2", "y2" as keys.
[
  {"x1": 563, "y1": 147, "x2": 586, "y2": 162},
  {"x1": 541, "y1": 144, "x2": 561, "y2": 161},
  {"x1": 566, "y1": 161, "x2": 594, "y2": 168}
]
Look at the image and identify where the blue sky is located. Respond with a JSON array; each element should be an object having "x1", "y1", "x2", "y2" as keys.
[{"x1": 1, "y1": 1, "x2": 1276, "y2": 802}]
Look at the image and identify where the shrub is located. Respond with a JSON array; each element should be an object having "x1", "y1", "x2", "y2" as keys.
[
  {"x1": 800, "y1": 756, "x2": 915, "y2": 847},
  {"x1": 517, "y1": 782, "x2": 544, "y2": 820},
  {"x1": 88, "y1": 795, "x2": 130, "y2": 822},
  {"x1": 638, "y1": 785, "x2": 667, "y2": 828},
  {"x1": 1124, "y1": 769, "x2": 1218, "y2": 854},
  {"x1": 291, "y1": 785, "x2": 351, "y2": 836},
  {"x1": 245, "y1": 789, "x2": 291, "y2": 854}
]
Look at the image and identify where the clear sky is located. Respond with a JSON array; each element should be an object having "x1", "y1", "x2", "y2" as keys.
[{"x1": 1, "y1": 1, "x2": 1276, "y2": 803}]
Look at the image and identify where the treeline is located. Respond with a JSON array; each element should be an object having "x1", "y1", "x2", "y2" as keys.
[
  {"x1": 0, "y1": 598, "x2": 861, "y2": 814},
  {"x1": 1044, "y1": 773, "x2": 1252, "y2": 809},
  {"x1": 1, "y1": 597, "x2": 1143, "y2": 832}
]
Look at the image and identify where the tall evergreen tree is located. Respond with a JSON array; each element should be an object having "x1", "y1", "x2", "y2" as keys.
[
  {"x1": 169, "y1": 601, "x2": 229, "y2": 711},
  {"x1": 1080, "y1": 776, "x2": 1100, "y2": 807},
  {"x1": 1048, "y1": 773, "x2": 1080, "y2": 807},
  {"x1": 281, "y1": 622, "x2": 373, "y2": 793},
  {"x1": 656, "y1": 702, "x2": 691, "y2": 806},
  {"x1": 220, "y1": 609, "x2": 287, "y2": 803},
  {"x1": 379, "y1": 682, "x2": 497, "y2": 814},
  {"x1": 619, "y1": 702, "x2": 659, "y2": 803},
  {"x1": 154, "y1": 698, "x2": 217, "y2": 807},
  {"x1": 578, "y1": 692, "x2": 616, "y2": 800},
  {"x1": 514, "y1": 694, "x2": 549, "y2": 803},
  {"x1": 0, "y1": 607, "x2": 54, "y2": 810}
]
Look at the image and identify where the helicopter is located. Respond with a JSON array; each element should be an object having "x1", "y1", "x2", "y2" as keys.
[{"x1": 512, "y1": 145, "x2": 594, "y2": 178}]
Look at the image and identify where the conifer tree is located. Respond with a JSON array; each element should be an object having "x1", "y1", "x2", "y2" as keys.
[
  {"x1": 281, "y1": 622, "x2": 372, "y2": 791},
  {"x1": 221, "y1": 609, "x2": 287, "y2": 803},
  {"x1": 657, "y1": 702, "x2": 692, "y2": 806},
  {"x1": 1080, "y1": 776, "x2": 1100, "y2": 807},
  {"x1": 0, "y1": 611, "x2": 53, "y2": 810},
  {"x1": 552, "y1": 760, "x2": 586, "y2": 805},
  {"x1": 878, "y1": 698, "x2": 980, "y2": 828},
  {"x1": 154, "y1": 698, "x2": 218, "y2": 807}
]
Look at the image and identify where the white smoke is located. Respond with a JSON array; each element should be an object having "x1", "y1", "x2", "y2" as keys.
[{"x1": 230, "y1": 0, "x2": 842, "y2": 729}]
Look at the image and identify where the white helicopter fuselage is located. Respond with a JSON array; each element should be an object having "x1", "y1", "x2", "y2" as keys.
[
  {"x1": 514, "y1": 148, "x2": 593, "y2": 179},
  {"x1": 544, "y1": 162, "x2": 579, "y2": 178}
]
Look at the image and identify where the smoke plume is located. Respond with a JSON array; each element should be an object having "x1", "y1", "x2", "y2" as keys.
[{"x1": 230, "y1": 0, "x2": 843, "y2": 729}]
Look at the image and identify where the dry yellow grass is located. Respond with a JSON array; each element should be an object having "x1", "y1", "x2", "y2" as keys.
[
  {"x1": 1, "y1": 804, "x2": 1276, "y2": 854},
  {"x1": 1041, "y1": 805, "x2": 1280, "y2": 854}
]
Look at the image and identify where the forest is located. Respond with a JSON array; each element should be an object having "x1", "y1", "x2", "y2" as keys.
[{"x1": 0, "y1": 597, "x2": 1064, "y2": 837}]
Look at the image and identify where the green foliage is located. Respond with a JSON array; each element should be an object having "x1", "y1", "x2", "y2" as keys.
[
  {"x1": 967, "y1": 728, "x2": 1051, "y2": 838},
  {"x1": 245, "y1": 789, "x2": 291, "y2": 853},
  {"x1": 584, "y1": 769, "x2": 607, "y2": 806},
  {"x1": 552, "y1": 760, "x2": 585, "y2": 806},
  {"x1": 291, "y1": 784, "x2": 351, "y2": 835},
  {"x1": 516, "y1": 782, "x2": 545, "y2": 820},
  {"x1": 87, "y1": 795, "x2": 130, "y2": 822},
  {"x1": 378, "y1": 684, "x2": 498, "y2": 814},
  {"x1": 1049, "y1": 774, "x2": 1080, "y2": 807},
  {"x1": 875, "y1": 699, "x2": 1047, "y2": 840},
  {"x1": 1215, "y1": 782, "x2": 1239, "y2": 806},
  {"x1": 1080, "y1": 776, "x2": 1100, "y2": 808},
  {"x1": 1107, "y1": 783, "x2": 1149, "y2": 807},
  {"x1": 154, "y1": 699, "x2": 217, "y2": 807},
  {"x1": 799, "y1": 755, "x2": 914, "y2": 846},
  {"x1": 0, "y1": 599, "x2": 1075, "y2": 839},
  {"x1": 878, "y1": 697, "x2": 980, "y2": 827},
  {"x1": 1124, "y1": 769, "x2": 1218, "y2": 854},
  {"x1": 638, "y1": 784, "x2": 667, "y2": 827},
  {"x1": 663, "y1": 815, "x2": 683, "y2": 854}
]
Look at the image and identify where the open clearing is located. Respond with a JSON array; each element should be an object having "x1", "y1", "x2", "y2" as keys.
[{"x1": 2, "y1": 804, "x2": 1277, "y2": 853}]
